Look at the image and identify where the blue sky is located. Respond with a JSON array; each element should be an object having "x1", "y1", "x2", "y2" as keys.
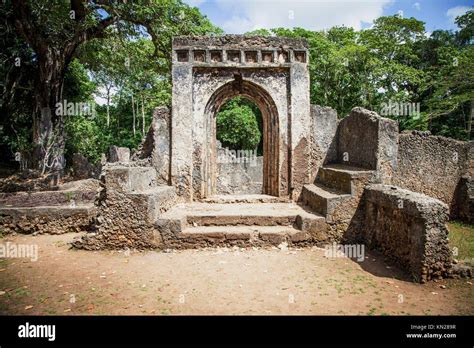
[{"x1": 183, "y1": 0, "x2": 473, "y2": 34}]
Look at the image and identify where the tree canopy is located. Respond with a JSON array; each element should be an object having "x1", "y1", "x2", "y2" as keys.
[{"x1": 0, "y1": 3, "x2": 472, "y2": 173}]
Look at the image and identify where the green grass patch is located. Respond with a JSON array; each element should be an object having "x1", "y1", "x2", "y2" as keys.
[{"x1": 448, "y1": 221, "x2": 474, "y2": 261}]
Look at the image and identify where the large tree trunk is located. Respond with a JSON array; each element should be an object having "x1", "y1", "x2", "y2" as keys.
[
  {"x1": 32, "y1": 49, "x2": 67, "y2": 174},
  {"x1": 12, "y1": 0, "x2": 117, "y2": 175}
]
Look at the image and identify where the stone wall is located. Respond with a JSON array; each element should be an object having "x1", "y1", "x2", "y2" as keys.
[
  {"x1": 0, "y1": 206, "x2": 97, "y2": 235},
  {"x1": 0, "y1": 179, "x2": 100, "y2": 235},
  {"x1": 456, "y1": 176, "x2": 474, "y2": 223},
  {"x1": 171, "y1": 35, "x2": 311, "y2": 200},
  {"x1": 309, "y1": 105, "x2": 338, "y2": 182},
  {"x1": 360, "y1": 184, "x2": 452, "y2": 283},
  {"x1": 73, "y1": 164, "x2": 177, "y2": 250},
  {"x1": 337, "y1": 107, "x2": 398, "y2": 183},
  {"x1": 392, "y1": 132, "x2": 473, "y2": 218},
  {"x1": 217, "y1": 157, "x2": 263, "y2": 195},
  {"x1": 138, "y1": 106, "x2": 171, "y2": 185}
]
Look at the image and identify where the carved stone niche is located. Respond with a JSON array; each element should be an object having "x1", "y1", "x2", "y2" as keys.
[
  {"x1": 226, "y1": 50, "x2": 241, "y2": 63},
  {"x1": 262, "y1": 51, "x2": 274, "y2": 63},
  {"x1": 245, "y1": 51, "x2": 258, "y2": 63},
  {"x1": 193, "y1": 50, "x2": 206, "y2": 63},
  {"x1": 210, "y1": 50, "x2": 222, "y2": 63},
  {"x1": 294, "y1": 51, "x2": 306, "y2": 63},
  {"x1": 277, "y1": 50, "x2": 289, "y2": 63},
  {"x1": 176, "y1": 50, "x2": 188, "y2": 62}
]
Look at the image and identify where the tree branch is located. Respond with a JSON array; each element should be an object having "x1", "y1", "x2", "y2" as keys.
[{"x1": 12, "y1": 1, "x2": 42, "y2": 52}]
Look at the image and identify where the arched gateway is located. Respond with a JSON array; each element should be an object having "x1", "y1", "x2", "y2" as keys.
[
  {"x1": 171, "y1": 35, "x2": 312, "y2": 201},
  {"x1": 71, "y1": 36, "x2": 455, "y2": 282},
  {"x1": 203, "y1": 78, "x2": 280, "y2": 197}
]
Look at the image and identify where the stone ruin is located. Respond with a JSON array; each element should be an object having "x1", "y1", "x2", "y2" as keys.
[{"x1": 1, "y1": 35, "x2": 473, "y2": 282}]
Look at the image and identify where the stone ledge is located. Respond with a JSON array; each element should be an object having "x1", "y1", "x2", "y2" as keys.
[
  {"x1": 361, "y1": 184, "x2": 452, "y2": 282},
  {"x1": 365, "y1": 184, "x2": 449, "y2": 219},
  {"x1": 0, "y1": 204, "x2": 97, "y2": 234}
]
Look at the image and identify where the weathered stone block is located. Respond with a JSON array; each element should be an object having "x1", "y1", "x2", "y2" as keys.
[
  {"x1": 361, "y1": 184, "x2": 452, "y2": 282},
  {"x1": 310, "y1": 105, "x2": 338, "y2": 169},
  {"x1": 337, "y1": 107, "x2": 398, "y2": 183},
  {"x1": 109, "y1": 146, "x2": 130, "y2": 163},
  {"x1": 72, "y1": 153, "x2": 95, "y2": 179},
  {"x1": 102, "y1": 165, "x2": 157, "y2": 192},
  {"x1": 259, "y1": 231, "x2": 286, "y2": 245},
  {"x1": 139, "y1": 107, "x2": 170, "y2": 185},
  {"x1": 393, "y1": 133, "x2": 472, "y2": 217}
]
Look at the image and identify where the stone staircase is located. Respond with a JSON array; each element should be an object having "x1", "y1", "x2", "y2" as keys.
[
  {"x1": 155, "y1": 196, "x2": 326, "y2": 249},
  {"x1": 301, "y1": 164, "x2": 376, "y2": 223},
  {"x1": 154, "y1": 165, "x2": 377, "y2": 249}
]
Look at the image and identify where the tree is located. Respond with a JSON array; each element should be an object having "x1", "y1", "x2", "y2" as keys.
[
  {"x1": 216, "y1": 97, "x2": 262, "y2": 152},
  {"x1": 5, "y1": 0, "x2": 220, "y2": 173}
]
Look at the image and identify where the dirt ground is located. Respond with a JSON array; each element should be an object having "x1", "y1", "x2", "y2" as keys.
[{"x1": 0, "y1": 233, "x2": 472, "y2": 315}]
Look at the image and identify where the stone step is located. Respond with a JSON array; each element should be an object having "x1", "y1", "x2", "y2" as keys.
[
  {"x1": 316, "y1": 164, "x2": 375, "y2": 195},
  {"x1": 163, "y1": 202, "x2": 306, "y2": 227},
  {"x1": 128, "y1": 186, "x2": 177, "y2": 221},
  {"x1": 179, "y1": 225, "x2": 302, "y2": 245},
  {"x1": 301, "y1": 183, "x2": 350, "y2": 218},
  {"x1": 155, "y1": 202, "x2": 328, "y2": 248},
  {"x1": 201, "y1": 194, "x2": 289, "y2": 204},
  {"x1": 187, "y1": 214, "x2": 296, "y2": 227}
]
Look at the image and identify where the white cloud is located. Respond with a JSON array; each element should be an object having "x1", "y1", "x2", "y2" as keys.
[
  {"x1": 183, "y1": 0, "x2": 207, "y2": 7},
  {"x1": 413, "y1": 2, "x2": 421, "y2": 11},
  {"x1": 446, "y1": 6, "x2": 471, "y2": 23},
  {"x1": 214, "y1": 0, "x2": 392, "y2": 34}
]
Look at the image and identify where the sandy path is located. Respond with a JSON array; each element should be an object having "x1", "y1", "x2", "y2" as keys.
[{"x1": 0, "y1": 233, "x2": 472, "y2": 315}]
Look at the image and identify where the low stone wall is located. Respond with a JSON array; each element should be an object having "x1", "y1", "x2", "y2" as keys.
[
  {"x1": 73, "y1": 164, "x2": 177, "y2": 250},
  {"x1": 392, "y1": 132, "x2": 473, "y2": 218},
  {"x1": 0, "y1": 188, "x2": 96, "y2": 207},
  {"x1": 360, "y1": 184, "x2": 452, "y2": 283},
  {"x1": 0, "y1": 206, "x2": 97, "y2": 234},
  {"x1": 0, "y1": 179, "x2": 100, "y2": 235},
  {"x1": 216, "y1": 146, "x2": 263, "y2": 194}
]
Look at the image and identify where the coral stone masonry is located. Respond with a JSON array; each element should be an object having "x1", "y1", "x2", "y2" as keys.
[
  {"x1": 171, "y1": 35, "x2": 311, "y2": 200},
  {"x1": 0, "y1": 35, "x2": 472, "y2": 283}
]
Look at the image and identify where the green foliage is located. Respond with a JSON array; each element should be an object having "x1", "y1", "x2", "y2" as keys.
[
  {"x1": 456, "y1": 10, "x2": 474, "y2": 45},
  {"x1": 63, "y1": 59, "x2": 96, "y2": 103},
  {"x1": 1, "y1": 2, "x2": 473, "y2": 171},
  {"x1": 248, "y1": 11, "x2": 473, "y2": 140},
  {"x1": 448, "y1": 221, "x2": 474, "y2": 261},
  {"x1": 65, "y1": 116, "x2": 106, "y2": 164},
  {"x1": 0, "y1": 0, "x2": 222, "y2": 168},
  {"x1": 216, "y1": 97, "x2": 262, "y2": 151}
]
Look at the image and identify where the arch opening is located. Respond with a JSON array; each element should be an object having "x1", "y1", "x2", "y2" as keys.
[{"x1": 202, "y1": 78, "x2": 280, "y2": 198}]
